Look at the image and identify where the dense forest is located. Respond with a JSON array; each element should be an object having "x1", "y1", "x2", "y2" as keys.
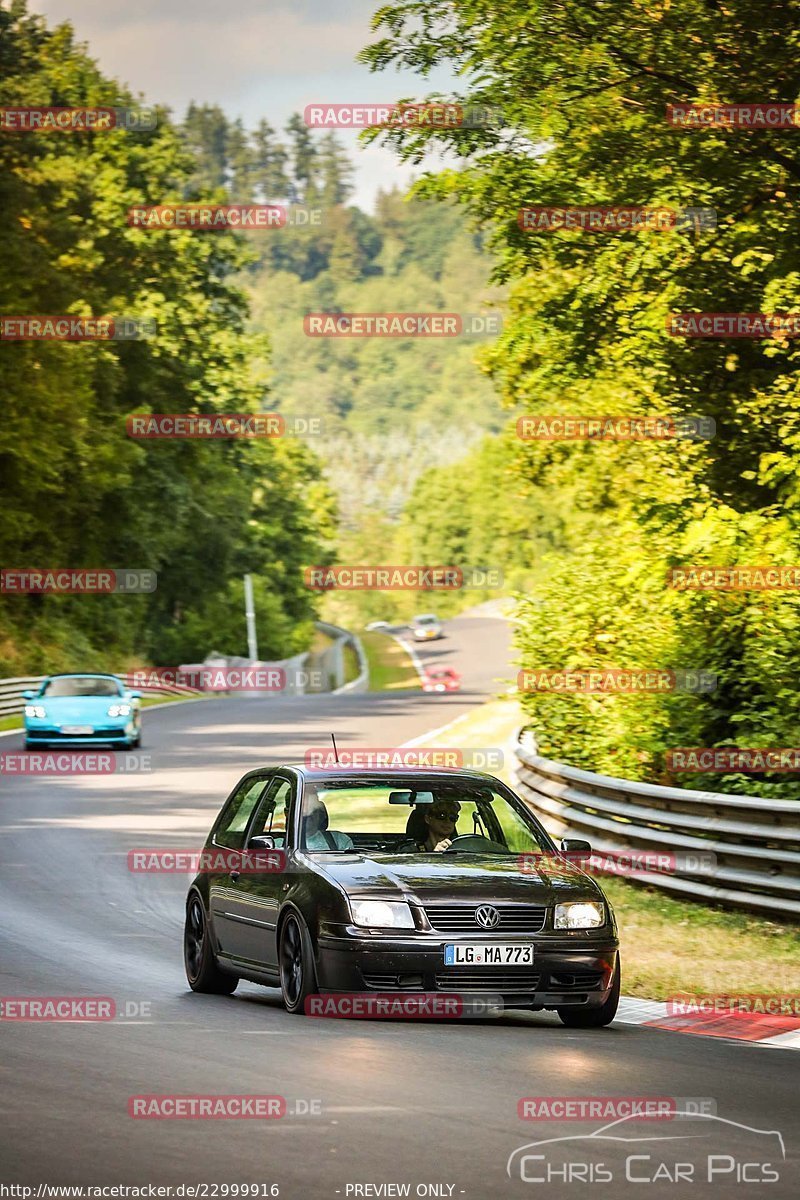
[
  {"x1": 360, "y1": 0, "x2": 800, "y2": 797},
  {"x1": 0, "y1": 2, "x2": 339, "y2": 673},
  {"x1": 176, "y1": 103, "x2": 504, "y2": 525}
]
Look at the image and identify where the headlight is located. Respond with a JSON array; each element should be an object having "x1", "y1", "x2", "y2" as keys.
[
  {"x1": 554, "y1": 901, "x2": 605, "y2": 930},
  {"x1": 107, "y1": 704, "x2": 131, "y2": 717},
  {"x1": 24, "y1": 705, "x2": 46, "y2": 719},
  {"x1": 350, "y1": 900, "x2": 415, "y2": 930}
]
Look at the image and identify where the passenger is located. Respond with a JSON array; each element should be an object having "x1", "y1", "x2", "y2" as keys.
[{"x1": 302, "y1": 792, "x2": 354, "y2": 850}]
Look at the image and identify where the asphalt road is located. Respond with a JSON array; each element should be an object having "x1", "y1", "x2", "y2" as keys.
[{"x1": 1, "y1": 613, "x2": 797, "y2": 1198}]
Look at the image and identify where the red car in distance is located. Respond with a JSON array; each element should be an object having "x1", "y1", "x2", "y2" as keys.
[{"x1": 421, "y1": 667, "x2": 461, "y2": 693}]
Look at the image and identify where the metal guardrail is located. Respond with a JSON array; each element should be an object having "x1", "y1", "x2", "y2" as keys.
[
  {"x1": 0, "y1": 673, "x2": 200, "y2": 719},
  {"x1": 0, "y1": 627, "x2": 369, "y2": 718},
  {"x1": 512, "y1": 727, "x2": 800, "y2": 919},
  {"x1": 314, "y1": 621, "x2": 368, "y2": 694}
]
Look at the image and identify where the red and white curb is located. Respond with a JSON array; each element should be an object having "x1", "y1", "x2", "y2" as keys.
[{"x1": 616, "y1": 996, "x2": 800, "y2": 1049}]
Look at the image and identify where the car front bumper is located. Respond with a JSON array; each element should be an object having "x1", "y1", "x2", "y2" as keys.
[
  {"x1": 24, "y1": 721, "x2": 136, "y2": 745},
  {"x1": 316, "y1": 930, "x2": 619, "y2": 1009}
]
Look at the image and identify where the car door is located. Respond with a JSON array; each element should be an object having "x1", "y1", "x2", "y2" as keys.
[
  {"x1": 215, "y1": 774, "x2": 297, "y2": 971},
  {"x1": 208, "y1": 772, "x2": 274, "y2": 961}
]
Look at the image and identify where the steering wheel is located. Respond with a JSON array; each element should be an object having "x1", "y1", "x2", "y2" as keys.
[{"x1": 444, "y1": 833, "x2": 507, "y2": 853}]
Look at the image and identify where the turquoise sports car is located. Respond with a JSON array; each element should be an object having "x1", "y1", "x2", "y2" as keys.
[{"x1": 23, "y1": 673, "x2": 142, "y2": 749}]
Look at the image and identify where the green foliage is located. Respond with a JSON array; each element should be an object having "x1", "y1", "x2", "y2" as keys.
[
  {"x1": 0, "y1": 1, "x2": 333, "y2": 673},
  {"x1": 172, "y1": 107, "x2": 504, "y2": 528},
  {"x1": 362, "y1": 0, "x2": 800, "y2": 795},
  {"x1": 246, "y1": 189, "x2": 504, "y2": 525}
]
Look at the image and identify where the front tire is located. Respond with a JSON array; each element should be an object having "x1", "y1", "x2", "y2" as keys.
[
  {"x1": 184, "y1": 893, "x2": 238, "y2": 994},
  {"x1": 557, "y1": 956, "x2": 621, "y2": 1028},
  {"x1": 279, "y1": 911, "x2": 317, "y2": 1015}
]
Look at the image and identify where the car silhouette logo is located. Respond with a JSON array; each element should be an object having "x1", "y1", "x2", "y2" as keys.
[
  {"x1": 506, "y1": 1112, "x2": 786, "y2": 1180},
  {"x1": 475, "y1": 905, "x2": 500, "y2": 929}
]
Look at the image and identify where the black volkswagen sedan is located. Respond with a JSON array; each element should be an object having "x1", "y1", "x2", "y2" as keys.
[{"x1": 183, "y1": 766, "x2": 620, "y2": 1025}]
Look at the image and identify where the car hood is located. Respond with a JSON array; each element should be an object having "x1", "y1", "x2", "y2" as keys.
[
  {"x1": 311, "y1": 852, "x2": 601, "y2": 904},
  {"x1": 35, "y1": 696, "x2": 121, "y2": 720}
]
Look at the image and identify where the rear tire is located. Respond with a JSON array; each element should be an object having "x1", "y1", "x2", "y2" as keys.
[
  {"x1": 557, "y1": 956, "x2": 621, "y2": 1028},
  {"x1": 184, "y1": 893, "x2": 238, "y2": 995},
  {"x1": 279, "y1": 911, "x2": 317, "y2": 1015}
]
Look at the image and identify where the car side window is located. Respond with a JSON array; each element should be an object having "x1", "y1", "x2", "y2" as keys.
[
  {"x1": 249, "y1": 777, "x2": 294, "y2": 844},
  {"x1": 213, "y1": 776, "x2": 272, "y2": 850}
]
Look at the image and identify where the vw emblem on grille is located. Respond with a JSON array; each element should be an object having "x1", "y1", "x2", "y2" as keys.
[{"x1": 474, "y1": 904, "x2": 500, "y2": 930}]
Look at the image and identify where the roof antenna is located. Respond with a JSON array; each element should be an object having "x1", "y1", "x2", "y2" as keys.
[{"x1": 330, "y1": 732, "x2": 340, "y2": 765}]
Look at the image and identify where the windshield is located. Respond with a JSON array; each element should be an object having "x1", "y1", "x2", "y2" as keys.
[
  {"x1": 41, "y1": 676, "x2": 123, "y2": 698},
  {"x1": 298, "y1": 778, "x2": 554, "y2": 856},
  {"x1": 415, "y1": 615, "x2": 438, "y2": 625}
]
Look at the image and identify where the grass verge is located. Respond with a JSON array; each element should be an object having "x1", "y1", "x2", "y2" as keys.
[
  {"x1": 140, "y1": 693, "x2": 206, "y2": 708},
  {"x1": 361, "y1": 631, "x2": 419, "y2": 691},
  {"x1": 417, "y1": 696, "x2": 800, "y2": 999},
  {"x1": 342, "y1": 641, "x2": 362, "y2": 686}
]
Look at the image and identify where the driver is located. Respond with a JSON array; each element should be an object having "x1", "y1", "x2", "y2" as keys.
[{"x1": 418, "y1": 800, "x2": 461, "y2": 852}]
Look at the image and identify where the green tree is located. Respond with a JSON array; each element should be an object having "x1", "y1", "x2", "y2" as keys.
[
  {"x1": 359, "y1": 0, "x2": 800, "y2": 795},
  {"x1": 0, "y1": 0, "x2": 332, "y2": 674}
]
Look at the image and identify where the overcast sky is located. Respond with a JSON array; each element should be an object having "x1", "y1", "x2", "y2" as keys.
[{"x1": 33, "y1": 0, "x2": 457, "y2": 210}]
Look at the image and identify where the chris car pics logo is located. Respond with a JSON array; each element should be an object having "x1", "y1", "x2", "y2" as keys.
[{"x1": 506, "y1": 1112, "x2": 784, "y2": 1185}]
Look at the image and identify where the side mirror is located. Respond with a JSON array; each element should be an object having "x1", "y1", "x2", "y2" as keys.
[
  {"x1": 560, "y1": 838, "x2": 591, "y2": 859},
  {"x1": 21, "y1": 690, "x2": 34, "y2": 700},
  {"x1": 248, "y1": 834, "x2": 276, "y2": 850},
  {"x1": 128, "y1": 690, "x2": 142, "y2": 700}
]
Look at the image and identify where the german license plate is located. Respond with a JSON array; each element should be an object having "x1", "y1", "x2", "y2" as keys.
[
  {"x1": 62, "y1": 726, "x2": 94, "y2": 735},
  {"x1": 444, "y1": 943, "x2": 534, "y2": 966}
]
